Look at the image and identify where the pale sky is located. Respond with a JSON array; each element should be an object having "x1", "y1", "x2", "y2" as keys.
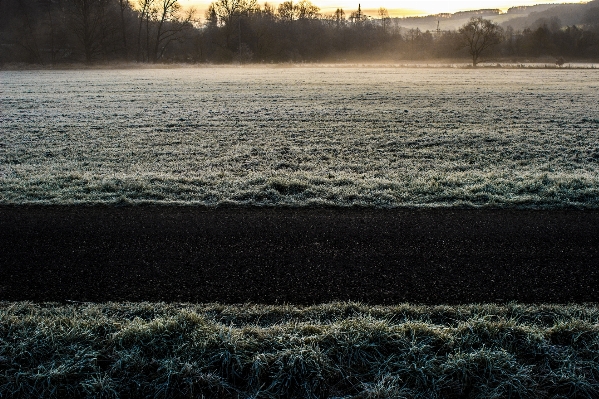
[{"x1": 180, "y1": 0, "x2": 585, "y2": 17}]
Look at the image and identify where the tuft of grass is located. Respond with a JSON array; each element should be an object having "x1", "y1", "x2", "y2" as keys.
[{"x1": 1, "y1": 302, "x2": 599, "y2": 398}]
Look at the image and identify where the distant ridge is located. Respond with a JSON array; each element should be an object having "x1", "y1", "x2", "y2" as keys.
[{"x1": 391, "y1": 1, "x2": 597, "y2": 32}]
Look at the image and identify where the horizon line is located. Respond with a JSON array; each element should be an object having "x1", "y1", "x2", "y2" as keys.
[{"x1": 181, "y1": 0, "x2": 586, "y2": 18}]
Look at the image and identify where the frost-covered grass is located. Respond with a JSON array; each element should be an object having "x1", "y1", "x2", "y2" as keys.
[
  {"x1": 1, "y1": 302, "x2": 599, "y2": 398},
  {"x1": 1, "y1": 67, "x2": 599, "y2": 207}
]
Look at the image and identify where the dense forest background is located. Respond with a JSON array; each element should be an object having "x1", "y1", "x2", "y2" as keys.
[{"x1": 1, "y1": 0, "x2": 598, "y2": 64}]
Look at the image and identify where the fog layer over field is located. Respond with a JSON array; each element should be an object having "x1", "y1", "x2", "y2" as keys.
[{"x1": 1, "y1": 67, "x2": 598, "y2": 207}]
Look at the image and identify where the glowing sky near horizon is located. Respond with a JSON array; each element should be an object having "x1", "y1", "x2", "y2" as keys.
[{"x1": 180, "y1": 0, "x2": 584, "y2": 17}]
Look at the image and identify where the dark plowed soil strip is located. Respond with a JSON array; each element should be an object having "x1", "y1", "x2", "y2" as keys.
[{"x1": 1, "y1": 206, "x2": 598, "y2": 304}]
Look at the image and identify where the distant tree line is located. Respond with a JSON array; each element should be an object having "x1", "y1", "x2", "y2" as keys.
[{"x1": 1, "y1": 0, "x2": 598, "y2": 64}]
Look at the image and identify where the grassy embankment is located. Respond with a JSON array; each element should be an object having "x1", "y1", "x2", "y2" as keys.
[{"x1": 1, "y1": 302, "x2": 598, "y2": 398}]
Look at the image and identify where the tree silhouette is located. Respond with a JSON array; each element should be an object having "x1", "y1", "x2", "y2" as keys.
[
  {"x1": 378, "y1": 7, "x2": 389, "y2": 32},
  {"x1": 459, "y1": 17, "x2": 503, "y2": 66},
  {"x1": 212, "y1": 0, "x2": 257, "y2": 26}
]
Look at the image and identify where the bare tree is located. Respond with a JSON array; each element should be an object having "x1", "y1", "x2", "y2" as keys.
[
  {"x1": 277, "y1": 1, "x2": 293, "y2": 21},
  {"x1": 13, "y1": 0, "x2": 43, "y2": 63},
  {"x1": 276, "y1": 0, "x2": 317, "y2": 21},
  {"x1": 208, "y1": 0, "x2": 256, "y2": 57},
  {"x1": 205, "y1": 3, "x2": 218, "y2": 26},
  {"x1": 250, "y1": 3, "x2": 277, "y2": 58},
  {"x1": 459, "y1": 17, "x2": 503, "y2": 66},
  {"x1": 151, "y1": 0, "x2": 181, "y2": 62},
  {"x1": 136, "y1": 0, "x2": 154, "y2": 61},
  {"x1": 334, "y1": 8, "x2": 344, "y2": 26},
  {"x1": 294, "y1": 0, "x2": 319, "y2": 20},
  {"x1": 378, "y1": 7, "x2": 389, "y2": 32},
  {"x1": 67, "y1": 0, "x2": 114, "y2": 63},
  {"x1": 118, "y1": 0, "x2": 130, "y2": 57},
  {"x1": 211, "y1": 0, "x2": 256, "y2": 26},
  {"x1": 261, "y1": 2, "x2": 275, "y2": 16}
]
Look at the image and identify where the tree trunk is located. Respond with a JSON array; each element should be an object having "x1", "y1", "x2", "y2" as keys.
[
  {"x1": 119, "y1": 0, "x2": 128, "y2": 59},
  {"x1": 136, "y1": 1, "x2": 149, "y2": 62},
  {"x1": 153, "y1": 13, "x2": 166, "y2": 62}
]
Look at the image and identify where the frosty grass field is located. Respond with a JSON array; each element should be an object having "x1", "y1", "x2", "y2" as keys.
[
  {"x1": 1, "y1": 66, "x2": 599, "y2": 207},
  {"x1": 3, "y1": 67, "x2": 599, "y2": 398}
]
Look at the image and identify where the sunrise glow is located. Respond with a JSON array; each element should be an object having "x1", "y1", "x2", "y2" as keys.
[{"x1": 182, "y1": 0, "x2": 586, "y2": 17}]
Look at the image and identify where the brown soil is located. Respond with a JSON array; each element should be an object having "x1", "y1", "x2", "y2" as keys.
[{"x1": 1, "y1": 206, "x2": 598, "y2": 304}]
